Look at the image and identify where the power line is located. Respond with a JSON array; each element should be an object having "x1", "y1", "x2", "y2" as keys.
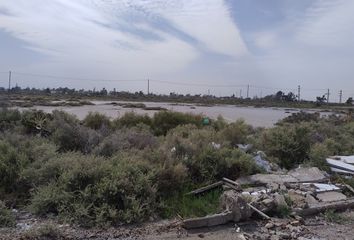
[
  {"x1": 12, "y1": 72, "x2": 146, "y2": 83},
  {"x1": 151, "y1": 79, "x2": 247, "y2": 88},
  {"x1": 4, "y1": 71, "x2": 354, "y2": 96}
]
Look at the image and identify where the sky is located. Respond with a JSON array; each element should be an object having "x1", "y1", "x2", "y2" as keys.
[{"x1": 0, "y1": 0, "x2": 354, "y2": 101}]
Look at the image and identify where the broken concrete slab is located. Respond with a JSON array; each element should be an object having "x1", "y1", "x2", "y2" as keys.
[
  {"x1": 182, "y1": 211, "x2": 233, "y2": 229},
  {"x1": 237, "y1": 174, "x2": 298, "y2": 185},
  {"x1": 288, "y1": 167, "x2": 328, "y2": 183},
  {"x1": 305, "y1": 193, "x2": 319, "y2": 205},
  {"x1": 220, "y1": 190, "x2": 252, "y2": 222},
  {"x1": 274, "y1": 193, "x2": 288, "y2": 208},
  {"x1": 330, "y1": 155, "x2": 354, "y2": 164},
  {"x1": 326, "y1": 158, "x2": 354, "y2": 174},
  {"x1": 330, "y1": 167, "x2": 354, "y2": 175},
  {"x1": 308, "y1": 183, "x2": 341, "y2": 193},
  {"x1": 316, "y1": 191, "x2": 347, "y2": 202},
  {"x1": 288, "y1": 189, "x2": 307, "y2": 208},
  {"x1": 237, "y1": 167, "x2": 327, "y2": 186},
  {"x1": 183, "y1": 190, "x2": 253, "y2": 229},
  {"x1": 294, "y1": 197, "x2": 354, "y2": 216}
]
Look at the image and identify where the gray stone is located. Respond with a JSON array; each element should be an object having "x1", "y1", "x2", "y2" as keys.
[{"x1": 316, "y1": 191, "x2": 347, "y2": 202}]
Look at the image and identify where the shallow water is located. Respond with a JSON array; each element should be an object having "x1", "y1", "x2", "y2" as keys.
[{"x1": 17, "y1": 101, "x2": 322, "y2": 127}]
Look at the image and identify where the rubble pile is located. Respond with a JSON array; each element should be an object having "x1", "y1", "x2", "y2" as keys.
[{"x1": 183, "y1": 162, "x2": 354, "y2": 231}]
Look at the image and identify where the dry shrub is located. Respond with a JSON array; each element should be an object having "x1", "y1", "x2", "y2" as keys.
[{"x1": 83, "y1": 111, "x2": 111, "y2": 130}]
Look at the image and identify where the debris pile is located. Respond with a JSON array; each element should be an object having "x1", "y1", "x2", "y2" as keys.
[
  {"x1": 327, "y1": 155, "x2": 354, "y2": 175},
  {"x1": 183, "y1": 162, "x2": 354, "y2": 231}
]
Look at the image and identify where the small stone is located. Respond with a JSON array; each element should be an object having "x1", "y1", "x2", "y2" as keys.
[
  {"x1": 198, "y1": 233, "x2": 205, "y2": 238},
  {"x1": 265, "y1": 222, "x2": 275, "y2": 229}
]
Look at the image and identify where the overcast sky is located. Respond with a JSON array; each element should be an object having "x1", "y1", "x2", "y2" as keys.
[{"x1": 1, "y1": 0, "x2": 354, "y2": 101}]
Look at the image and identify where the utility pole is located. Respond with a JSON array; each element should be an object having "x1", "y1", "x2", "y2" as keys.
[
  {"x1": 8, "y1": 70, "x2": 11, "y2": 92},
  {"x1": 246, "y1": 85, "x2": 250, "y2": 98},
  {"x1": 327, "y1": 89, "x2": 330, "y2": 103},
  {"x1": 147, "y1": 79, "x2": 150, "y2": 95},
  {"x1": 297, "y1": 85, "x2": 301, "y2": 101},
  {"x1": 339, "y1": 90, "x2": 343, "y2": 104}
]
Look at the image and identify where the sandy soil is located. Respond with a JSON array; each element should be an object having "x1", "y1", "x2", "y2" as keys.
[{"x1": 1, "y1": 211, "x2": 354, "y2": 240}]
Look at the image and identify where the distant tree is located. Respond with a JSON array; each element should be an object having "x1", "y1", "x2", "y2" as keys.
[
  {"x1": 100, "y1": 88, "x2": 108, "y2": 96},
  {"x1": 346, "y1": 97, "x2": 353, "y2": 105},
  {"x1": 316, "y1": 95, "x2": 326, "y2": 104},
  {"x1": 284, "y1": 92, "x2": 296, "y2": 102},
  {"x1": 275, "y1": 91, "x2": 284, "y2": 101}
]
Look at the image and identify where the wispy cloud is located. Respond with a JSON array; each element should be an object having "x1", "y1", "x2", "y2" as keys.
[{"x1": 1, "y1": 0, "x2": 354, "y2": 99}]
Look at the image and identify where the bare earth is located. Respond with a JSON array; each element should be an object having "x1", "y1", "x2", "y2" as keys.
[{"x1": 2, "y1": 211, "x2": 354, "y2": 240}]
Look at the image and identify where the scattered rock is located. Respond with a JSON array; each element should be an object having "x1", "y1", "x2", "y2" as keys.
[{"x1": 316, "y1": 191, "x2": 347, "y2": 202}]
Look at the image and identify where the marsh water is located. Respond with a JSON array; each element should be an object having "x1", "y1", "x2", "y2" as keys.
[{"x1": 15, "y1": 100, "x2": 330, "y2": 127}]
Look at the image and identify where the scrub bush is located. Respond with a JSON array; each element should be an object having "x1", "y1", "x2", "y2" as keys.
[
  {"x1": 29, "y1": 153, "x2": 157, "y2": 227},
  {"x1": 152, "y1": 111, "x2": 203, "y2": 135},
  {"x1": 50, "y1": 112, "x2": 101, "y2": 153},
  {"x1": 260, "y1": 124, "x2": 311, "y2": 169},
  {"x1": 0, "y1": 201, "x2": 15, "y2": 227},
  {"x1": 94, "y1": 128, "x2": 157, "y2": 157},
  {"x1": 114, "y1": 112, "x2": 152, "y2": 128},
  {"x1": 218, "y1": 119, "x2": 252, "y2": 146},
  {"x1": 0, "y1": 140, "x2": 26, "y2": 193},
  {"x1": 83, "y1": 111, "x2": 111, "y2": 130},
  {"x1": 0, "y1": 108, "x2": 21, "y2": 131}
]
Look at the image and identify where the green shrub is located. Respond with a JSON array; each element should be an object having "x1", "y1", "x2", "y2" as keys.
[
  {"x1": 30, "y1": 182, "x2": 73, "y2": 216},
  {"x1": 21, "y1": 110, "x2": 52, "y2": 135},
  {"x1": 218, "y1": 119, "x2": 252, "y2": 146},
  {"x1": 154, "y1": 162, "x2": 188, "y2": 195},
  {"x1": 308, "y1": 139, "x2": 339, "y2": 170},
  {"x1": 323, "y1": 209, "x2": 345, "y2": 223},
  {"x1": 83, "y1": 112, "x2": 111, "y2": 130},
  {"x1": 260, "y1": 124, "x2": 311, "y2": 169},
  {"x1": 184, "y1": 148, "x2": 259, "y2": 183},
  {"x1": 0, "y1": 140, "x2": 26, "y2": 193},
  {"x1": 0, "y1": 201, "x2": 15, "y2": 227},
  {"x1": 93, "y1": 128, "x2": 157, "y2": 157},
  {"x1": 161, "y1": 188, "x2": 222, "y2": 218},
  {"x1": 50, "y1": 112, "x2": 101, "y2": 154},
  {"x1": 114, "y1": 112, "x2": 152, "y2": 128},
  {"x1": 211, "y1": 115, "x2": 228, "y2": 131},
  {"x1": 278, "y1": 111, "x2": 320, "y2": 124},
  {"x1": 29, "y1": 153, "x2": 157, "y2": 226},
  {"x1": 0, "y1": 108, "x2": 21, "y2": 131},
  {"x1": 22, "y1": 224, "x2": 63, "y2": 239},
  {"x1": 152, "y1": 111, "x2": 203, "y2": 135}
]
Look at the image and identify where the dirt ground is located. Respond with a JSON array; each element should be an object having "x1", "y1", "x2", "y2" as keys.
[{"x1": 1, "y1": 211, "x2": 354, "y2": 240}]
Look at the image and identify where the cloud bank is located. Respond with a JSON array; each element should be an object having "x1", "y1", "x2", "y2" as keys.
[{"x1": 0, "y1": 0, "x2": 354, "y2": 100}]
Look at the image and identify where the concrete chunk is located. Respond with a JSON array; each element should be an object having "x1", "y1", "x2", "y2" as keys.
[
  {"x1": 317, "y1": 191, "x2": 347, "y2": 202},
  {"x1": 288, "y1": 167, "x2": 327, "y2": 183}
]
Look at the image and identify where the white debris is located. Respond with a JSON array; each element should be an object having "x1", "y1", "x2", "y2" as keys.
[
  {"x1": 302, "y1": 183, "x2": 340, "y2": 192},
  {"x1": 211, "y1": 142, "x2": 221, "y2": 149},
  {"x1": 330, "y1": 155, "x2": 354, "y2": 165},
  {"x1": 327, "y1": 158, "x2": 354, "y2": 174}
]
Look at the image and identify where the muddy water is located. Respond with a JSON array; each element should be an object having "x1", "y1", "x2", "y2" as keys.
[{"x1": 19, "y1": 101, "x2": 317, "y2": 127}]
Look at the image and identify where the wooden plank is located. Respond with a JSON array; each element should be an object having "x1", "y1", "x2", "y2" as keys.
[
  {"x1": 345, "y1": 184, "x2": 354, "y2": 195},
  {"x1": 224, "y1": 182, "x2": 241, "y2": 191},
  {"x1": 222, "y1": 177, "x2": 241, "y2": 190},
  {"x1": 186, "y1": 181, "x2": 223, "y2": 195},
  {"x1": 247, "y1": 203, "x2": 271, "y2": 220}
]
